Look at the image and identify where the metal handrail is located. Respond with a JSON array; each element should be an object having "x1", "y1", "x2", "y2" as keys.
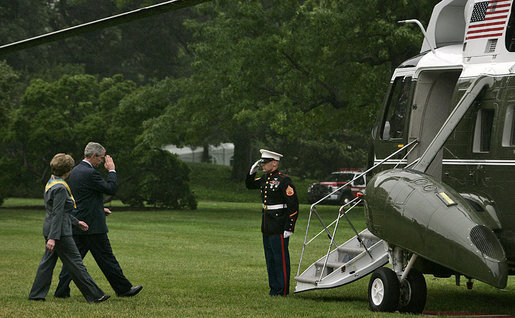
[
  {"x1": 305, "y1": 196, "x2": 361, "y2": 246},
  {"x1": 394, "y1": 139, "x2": 419, "y2": 169},
  {"x1": 296, "y1": 139, "x2": 419, "y2": 279},
  {"x1": 309, "y1": 139, "x2": 419, "y2": 208},
  {"x1": 318, "y1": 198, "x2": 362, "y2": 281}
]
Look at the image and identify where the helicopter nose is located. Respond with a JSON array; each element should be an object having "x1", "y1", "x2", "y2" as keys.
[{"x1": 364, "y1": 169, "x2": 508, "y2": 289}]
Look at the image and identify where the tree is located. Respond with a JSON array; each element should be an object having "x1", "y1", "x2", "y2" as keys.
[
  {"x1": 0, "y1": 0, "x2": 52, "y2": 74},
  {"x1": 0, "y1": 61, "x2": 20, "y2": 205},
  {"x1": 122, "y1": 147, "x2": 197, "y2": 209},
  {"x1": 1, "y1": 73, "x2": 197, "y2": 209},
  {"x1": 1, "y1": 0, "x2": 199, "y2": 84},
  {"x1": 4, "y1": 74, "x2": 101, "y2": 191},
  {"x1": 1, "y1": 0, "x2": 442, "y2": 195},
  {"x1": 105, "y1": 78, "x2": 197, "y2": 208},
  {"x1": 0, "y1": 61, "x2": 19, "y2": 130},
  {"x1": 143, "y1": 0, "x2": 439, "y2": 179}
]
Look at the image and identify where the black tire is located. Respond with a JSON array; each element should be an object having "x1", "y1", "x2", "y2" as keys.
[
  {"x1": 398, "y1": 269, "x2": 427, "y2": 314},
  {"x1": 339, "y1": 191, "x2": 354, "y2": 205},
  {"x1": 368, "y1": 267, "x2": 400, "y2": 312}
]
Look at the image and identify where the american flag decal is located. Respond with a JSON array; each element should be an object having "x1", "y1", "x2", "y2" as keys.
[{"x1": 465, "y1": 0, "x2": 512, "y2": 40}]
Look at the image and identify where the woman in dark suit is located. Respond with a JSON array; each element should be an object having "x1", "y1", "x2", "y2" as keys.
[{"x1": 28, "y1": 153, "x2": 109, "y2": 303}]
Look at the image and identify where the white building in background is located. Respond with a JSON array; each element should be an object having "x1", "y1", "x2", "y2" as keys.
[{"x1": 163, "y1": 143, "x2": 234, "y2": 166}]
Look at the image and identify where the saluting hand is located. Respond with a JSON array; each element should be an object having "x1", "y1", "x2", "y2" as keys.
[
  {"x1": 249, "y1": 159, "x2": 262, "y2": 174},
  {"x1": 104, "y1": 155, "x2": 116, "y2": 171}
]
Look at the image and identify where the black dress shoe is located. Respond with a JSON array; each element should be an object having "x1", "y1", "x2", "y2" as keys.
[
  {"x1": 54, "y1": 294, "x2": 70, "y2": 299},
  {"x1": 28, "y1": 298, "x2": 45, "y2": 301},
  {"x1": 118, "y1": 285, "x2": 143, "y2": 297},
  {"x1": 92, "y1": 295, "x2": 110, "y2": 303}
]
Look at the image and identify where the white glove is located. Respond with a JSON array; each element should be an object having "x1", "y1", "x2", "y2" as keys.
[
  {"x1": 283, "y1": 231, "x2": 293, "y2": 238},
  {"x1": 249, "y1": 159, "x2": 262, "y2": 174}
]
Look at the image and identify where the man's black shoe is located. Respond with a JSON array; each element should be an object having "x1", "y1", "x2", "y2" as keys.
[
  {"x1": 118, "y1": 285, "x2": 143, "y2": 297},
  {"x1": 28, "y1": 298, "x2": 45, "y2": 301},
  {"x1": 54, "y1": 294, "x2": 70, "y2": 298},
  {"x1": 92, "y1": 295, "x2": 110, "y2": 303}
]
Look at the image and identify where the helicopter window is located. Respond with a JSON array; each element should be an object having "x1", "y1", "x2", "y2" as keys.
[
  {"x1": 381, "y1": 76, "x2": 412, "y2": 140},
  {"x1": 512, "y1": 112, "x2": 515, "y2": 146},
  {"x1": 503, "y1": 105, "x2": 515, "y2": 146},
  {"x1": 511, "y1": 115, "x2": 515, "y2": 145},
  {"x1": 505, "y1": 1, "x2": 515, "y2": 51},
  {"x1": 473, "y1": 109, "x2": 495, "y2": 152}
]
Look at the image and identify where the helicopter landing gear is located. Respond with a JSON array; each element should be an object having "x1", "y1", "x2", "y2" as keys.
[
  {"x1": 467, "y1": 278, "x2": 474, "y2": 290},
  {"x1": 368, "y1": 267, "x2": 400, "y2": 312},
  {"x1": 368, "y1": 246, "x2": 427, "y2": 314},
  {"x1": 398, "y1": 268, "x2": 427, "y2": 313}
]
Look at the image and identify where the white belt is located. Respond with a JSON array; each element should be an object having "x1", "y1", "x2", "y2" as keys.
[{"x1": 263, "y1": 204, "x2": 287, "y2": 210}]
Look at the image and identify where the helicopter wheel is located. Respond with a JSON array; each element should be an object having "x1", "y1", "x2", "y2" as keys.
[
  {"x1": 398, "y1": 268, "x2": 427, "y2": 314},
  {"x1": 368, "y1": 267, "x2": 400, "y2": 312}
]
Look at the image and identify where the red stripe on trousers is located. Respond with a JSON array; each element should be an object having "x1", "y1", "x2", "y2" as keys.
[{"x1": 280, "y1": 234, "x2": 287, "y2": 296}]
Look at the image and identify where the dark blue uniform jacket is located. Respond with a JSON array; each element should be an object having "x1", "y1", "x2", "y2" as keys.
[{"x1": 246, "y1": 170, "x2": 299, "y2": 235}]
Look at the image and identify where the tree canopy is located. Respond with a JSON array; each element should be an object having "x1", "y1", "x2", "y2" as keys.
[
  {"x1": 0, "y1": 73, "x2": 197, "y2": 208},
  {"x1": 142, "y1": 0, "x2": 438, "y2": 178},
  {"x1": 0, "y1": 0, "x2": 439, "y2": 204}
]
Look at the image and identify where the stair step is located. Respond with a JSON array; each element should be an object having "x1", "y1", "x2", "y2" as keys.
[
  {"x1": 295, "y1": 228, "x2": 388, "y2": 293},
  {"x1": 337, "y1": 246, "x2": 364, "y2": 255},
  {"x1": 315, "y1": 261, "x2": 346, "y2": 269},
  {"x1": 358, "y1": 231, "x2": 379, "y2": 240},
  {"x1": 294, "y1": 276, "x2": 319, "y2": 284}
]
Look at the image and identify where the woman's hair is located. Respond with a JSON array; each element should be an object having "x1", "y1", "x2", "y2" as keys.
[{"x1": 50, "y1": 153, "x2": 75, "y2": 177}]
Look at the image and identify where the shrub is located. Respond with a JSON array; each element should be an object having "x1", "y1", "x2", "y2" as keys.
[{"x1": 116, "y1": 147, "x2": 197, "y2": 209}]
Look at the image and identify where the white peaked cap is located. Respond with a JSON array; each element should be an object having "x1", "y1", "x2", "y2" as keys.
[{"x1": 260, "y1": 149, "x2": 283, "y2": 161}]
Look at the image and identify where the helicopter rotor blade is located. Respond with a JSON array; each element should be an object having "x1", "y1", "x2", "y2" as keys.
[{"x1": 0, "y1": 0, "x2": 210, "y2": 55}]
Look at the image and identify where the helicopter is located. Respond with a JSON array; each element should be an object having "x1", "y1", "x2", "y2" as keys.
[
  {"x1": 294, "y1": 0, "x2": 514, "y2": 314},
  {"x1": 1, "y1": 0, "x2": 513, "y2": 315},
  {"x1": 366, "y1": 0, "x2": 515, "y2": 312}
]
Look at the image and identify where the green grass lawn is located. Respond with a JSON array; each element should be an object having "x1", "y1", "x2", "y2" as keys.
[
  {"x1": 187, "y1": 162, "x2": 317, "y2": 204},
  {"x1": 0, "y1": 202, "x2": 513, "y2": 317}
]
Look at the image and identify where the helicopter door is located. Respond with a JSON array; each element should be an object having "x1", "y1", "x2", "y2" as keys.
[
  {"x1": 407, "y1": 70, "x2": 462, "y2": 180},
  {"x1": 372, "y1": 75, "x2": 413, "y2": 169}
]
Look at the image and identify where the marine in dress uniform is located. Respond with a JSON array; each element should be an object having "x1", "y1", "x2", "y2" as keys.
[{"x1": 245, "y1": 149, "x2": 299, "y2": 296}]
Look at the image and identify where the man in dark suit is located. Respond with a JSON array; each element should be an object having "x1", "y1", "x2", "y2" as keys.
[{"x1": 54, "y1": 142, "x2": 142, "y2": 298}]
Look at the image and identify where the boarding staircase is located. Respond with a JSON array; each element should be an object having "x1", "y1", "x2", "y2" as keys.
[
  {"x1": 294, "y1": 140, "x2": 419, "y2": 293},
  {"x1": 294, "y1": 199, "x2": 389, "y2": 292}
]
